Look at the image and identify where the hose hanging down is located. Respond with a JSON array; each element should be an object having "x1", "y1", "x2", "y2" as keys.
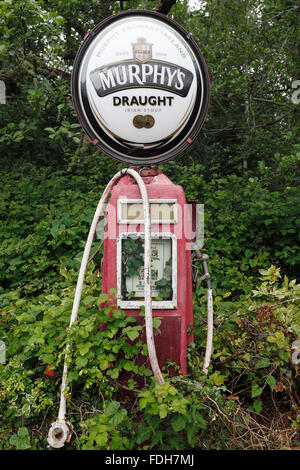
[
  {"x1": 193, "y1": 250, "x2": 213, "y2": 374},
  {"x1": 47, "y1": 168, "x2": 164, "y2": 449}
]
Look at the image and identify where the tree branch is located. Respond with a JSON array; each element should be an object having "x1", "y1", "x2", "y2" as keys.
[
  {"x1": 252, "y1": 97, "x2": 292, "y2": 107},
  {"x1": 156, "y1": 0, "x2": 177, "y2": 15},
  {"x1": 39, "y1": 63, "x2": 71, "y2": 80},
  {"x1": 203, "y1": 116, "x2": 284, "y2": 134}
]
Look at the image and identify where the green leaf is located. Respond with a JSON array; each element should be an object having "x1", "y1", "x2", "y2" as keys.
[
  {"x1": 245, "y1": 249, "x2": 254, "y2": 258},
  {"x1": 249, "y1": 258, "x2": 257, "y2": 267},
  {"x1": 256, "y1": 357, "x2": 271, "y2": 368},
  {"x1": 124, "y1": 327, "x2": 140, "y2": 342},
  {"x1": 195, "y1": 412, "x2": 206, "y2": 430},
  {"x1": 107, "y1": 368, "x2": 119, "y2": 379},
  {"x1": 108, "y1": 408, "x2": 127, "y2": 426},
  {"x1": 97, "y1": 293, "x2": 109, "y2": 305},
  {"x1": 209, "y1": 371, "x2": 226, "y2": 386},
  {"x1": 105, "y1": 401, "x2": 120, "y2": 416},
  {"x1": 95, "y1": 432, "x2": 108, "y2": 447},
  {"x1": 151, "y1": 430, "x2": 163, "y2": 447},
  {"x1": 251, "y1": 383, "x2": 263, "y2": 398},
  {"x1": 171, "y1": 414, "x2": 186, "y2": 432},
  {"x1": 83, "y1": 295, "x2": 96, "y2": 306},
  {"x1": 267, "y1": 331, "x2": 287, "y2": 348},
  {"x1": 266, "y1": 375, "x2": 276, "y2": 391},
  {"x1": 123, "y1": 361, "x2": 134, "y2": 371},
  {"x1": 78, "y1": 342, "x2": 93, "y2": 356},
  {"x1": 158, "y1": 403, "x2": 168, "y2": 419},
  {"x1": 76, "y1": 356, "x2": 88, "y2": 368},
  {"x1": 153, "y1": 317, "x2": 162, "y2": 329},
  {"x1": 9, "y1": 427, "x2": 31, "y2": 450},
  {"x1": 136, "y1": 426, "x2": 152, "y2": 445},
  {"x1": 253, "y1": 399, "x2": 263, "y2": 414},
  {"x1": 111, "y1": 435, "x2": 130, "y2": 450},
  {"x1": 139, "y1": 398, "x2": 147, "y2": 410}
]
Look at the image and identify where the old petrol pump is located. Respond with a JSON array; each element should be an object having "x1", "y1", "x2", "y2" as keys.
[
  {"x1": 102, "y1": 169, "x2": 194, "y2": 378},
  {"x1": 48, "y1": 10, "x2": 212, "y2": 448}
]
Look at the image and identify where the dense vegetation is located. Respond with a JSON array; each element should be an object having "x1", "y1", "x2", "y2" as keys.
[{"x1": 0, "y1": 0, "x2": 299, "y2": 450}]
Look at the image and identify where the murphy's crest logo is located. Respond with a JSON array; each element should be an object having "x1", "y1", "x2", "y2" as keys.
[{"x1": 90, "y1": 37, "x2": 194, "y2": 98}]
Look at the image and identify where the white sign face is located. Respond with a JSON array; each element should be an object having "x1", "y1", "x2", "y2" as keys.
[{"x1": 72, "y1": 10, "x2": 210, "y2": 164}]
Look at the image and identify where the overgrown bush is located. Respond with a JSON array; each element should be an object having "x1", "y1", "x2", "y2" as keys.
[{"x1": 0, "y1": 250, "x2": 299, "y2": 449}]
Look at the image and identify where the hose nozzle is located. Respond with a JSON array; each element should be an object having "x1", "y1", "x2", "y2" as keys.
[{"x1": 47, "y1": 420, "x2": 73, "y2": 448}]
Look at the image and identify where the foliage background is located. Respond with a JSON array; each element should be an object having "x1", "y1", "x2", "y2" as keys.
[{"x1": 0, "y1": 0, "x2": 299, "y2": 450}]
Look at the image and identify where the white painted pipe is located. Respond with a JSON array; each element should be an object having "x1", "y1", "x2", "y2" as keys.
[{"x1": 48, "y1": 169, "x2": 164, "y2": 447}]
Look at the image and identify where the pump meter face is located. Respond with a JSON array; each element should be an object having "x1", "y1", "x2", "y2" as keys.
[
  {"x1": 72, "y1": 10, "x2": 210, "y2": 165},
  {"x1": 117, "y1": 233, "x2": 177, "y2": 309}
]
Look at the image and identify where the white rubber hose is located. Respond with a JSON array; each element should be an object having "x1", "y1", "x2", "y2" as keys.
[
  {"x1": 48, "y1": 168, "x2": 164, "y2": 447},
  {"x1": 138, "y1": 167, "x2": 165, "y2": 386},
  {"x1": 193, "y1": 250, "x2": 213, "y2": 374},
  {"x1": 202, "y1": 288, "x2": 213, "y2": 374}
]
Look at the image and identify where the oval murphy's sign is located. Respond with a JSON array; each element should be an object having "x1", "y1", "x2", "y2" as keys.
[{"x1": 71, "y1": 10, "x2": 210, "y2": 165}]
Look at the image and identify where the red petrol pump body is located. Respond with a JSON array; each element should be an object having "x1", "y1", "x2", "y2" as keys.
[{"x1": 101, "y1": 170, "x2": 194, "y2": 375}]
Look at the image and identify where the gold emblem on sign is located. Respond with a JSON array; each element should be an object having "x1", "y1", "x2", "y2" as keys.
[
  {"x1": 132, "y1": 37, "x2": 153, "y2": 62},
  {"x1": 133, "y1": 115, "x2": 155, "y2": 129}
]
